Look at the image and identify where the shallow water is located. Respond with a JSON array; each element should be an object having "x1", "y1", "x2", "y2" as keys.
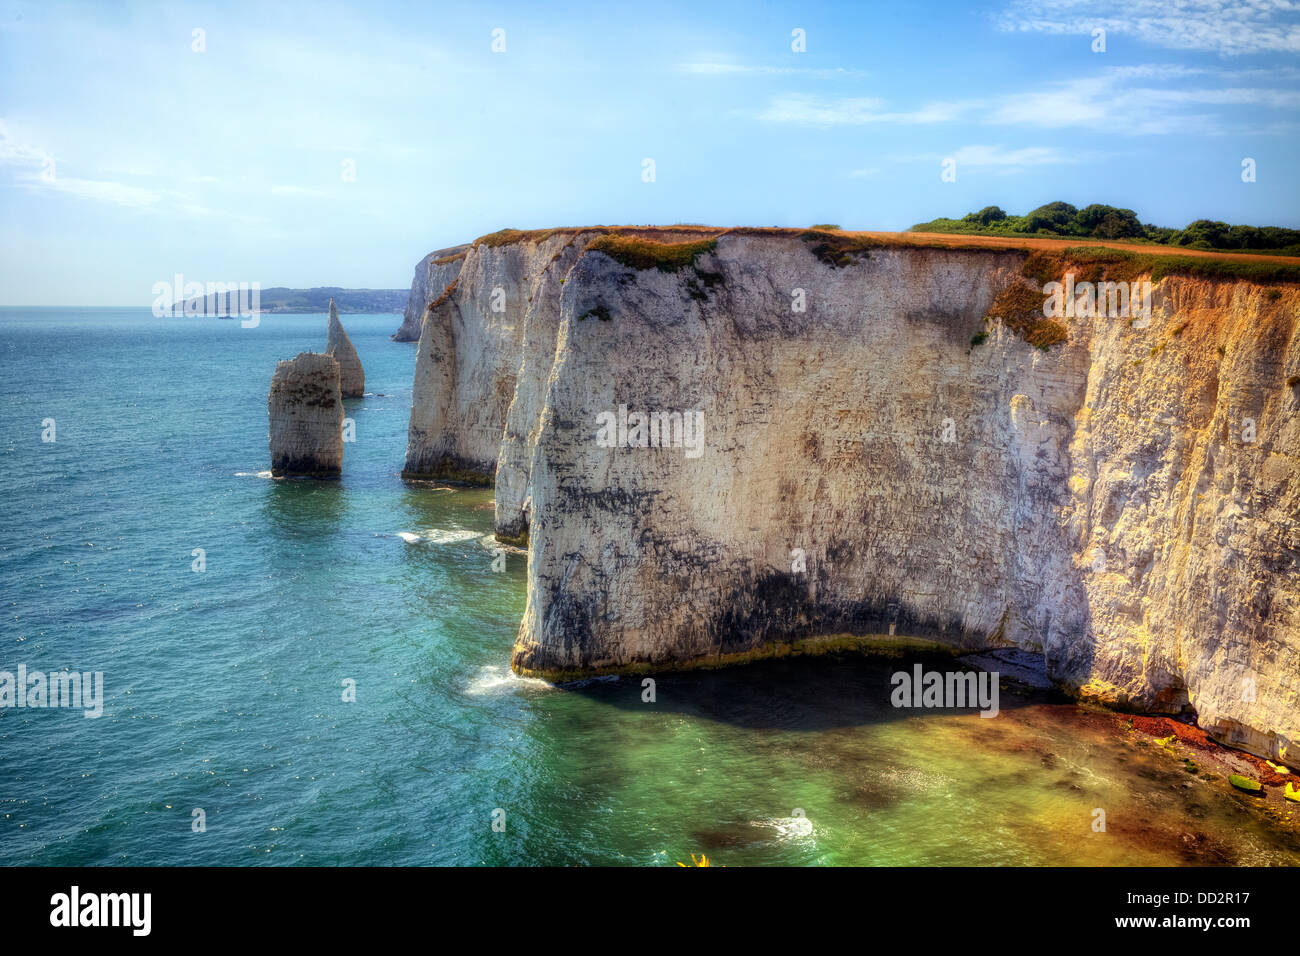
[{"x1": 1, "y1": 309, "x2": 1296, "y2": 866}]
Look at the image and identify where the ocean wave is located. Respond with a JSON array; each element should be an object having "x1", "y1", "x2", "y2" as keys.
[
  {"x1": 464, "y1": 664, "x2": 551, "y2": 696},
  {"x1": 422, "y1": 528, "x2": 481, "y2": 545},
  {"x1": 234, "y1": 470, "x2": 273, "y2": 478},
  {"x1": 749, "y1": 814, "x2": 816, "y2": 843},
  {"x1": 393, "y1": 528, "x2": 481, "y2": 545}
]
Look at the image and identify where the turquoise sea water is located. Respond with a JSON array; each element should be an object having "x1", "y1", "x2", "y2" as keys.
[{"x1": 1, "y1": 308, "x2": 1297, "y2": 866}]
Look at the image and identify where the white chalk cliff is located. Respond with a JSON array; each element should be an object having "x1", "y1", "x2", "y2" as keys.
[{"x1": 401, "y1": 227, "x2": 1300, "y2": 767}]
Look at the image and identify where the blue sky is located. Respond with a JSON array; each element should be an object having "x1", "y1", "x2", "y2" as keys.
[{"x1": 2, "y1": 0, "x2": 1298, "y2": 304}]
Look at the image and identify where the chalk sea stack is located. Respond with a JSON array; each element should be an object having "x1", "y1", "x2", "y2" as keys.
[
  {"x1": 326, "y1": 298, "x2": 365, "y2": 397},
  {"x1": 268, "y1": 352, "x2": 344, "y2": 478}
]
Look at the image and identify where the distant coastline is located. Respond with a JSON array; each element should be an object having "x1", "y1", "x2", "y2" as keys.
[{"x1": 176, "y1": 286, "x2": 406, "y2": 314}]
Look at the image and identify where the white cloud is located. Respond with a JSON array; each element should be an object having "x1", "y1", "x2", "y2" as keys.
[
  {"x1": 757, "y1": 60, "x2": 1298, "y2": 138},
  {"x1": 0, "y1": 119, "x2": 50, "y2": 166},
  {"x1": 996, "y1": 0, "x2": 1300, "y2": 55},
  {"x1": 16, "y1": 171, "x2": 163, "y2": 207},
  {"x1": 678, "y1": 60, "x2": 868, "y2": 78},
  {"x1": 270, "y1": 184, "x2": 325, "y2": 197},
  {"x1": 758, "y1": 93, "x2": 972, "y2": 126},
  {"x1": 983, "y1": 68, "x2": 1300, "y2": 134},
  {"x1": 888, "y1": 144, "x2": 1087, "y2": 176},
  {"x1": 3, "y1": 119, "x2": 164, "y2": 207},
  {"x1": 0, "y1": 121, "x2": 156, "y2": 207},
  {"x1": 949, "y1": 144, "x2": 1081, "y2": 168}
]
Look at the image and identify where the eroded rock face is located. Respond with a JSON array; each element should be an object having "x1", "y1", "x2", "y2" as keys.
[
  {"x1": 1065, "y1": 278, "x2": 1300, "y2": 764},
  {"x1": 402, "y1": 231, "x2": 603, "y2": 486},
  {"x1": 325, "y1": 299, "x2": 365, "y2": 398},
  {"x1": 269, "y1": 352, "x2": 343, "y2": 478},
  {"x1": 400, "y1": 229, "x2": 1300, "y2": 767},
  {"x1": 392, "y1": 245, "x2": 470, "y2": 342}
]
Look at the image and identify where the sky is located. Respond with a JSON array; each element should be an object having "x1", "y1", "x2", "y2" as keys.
[{"x1": 1, "y1": 0, "x2": 1298, "y2": 304}]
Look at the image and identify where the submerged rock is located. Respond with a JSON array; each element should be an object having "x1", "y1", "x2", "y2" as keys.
[
  {"x1": 326, "y1": 298, "x2": 364, "y2": 397},
  {"x1": 268, "y1": 352, "x2": 343, "y2": 478}
]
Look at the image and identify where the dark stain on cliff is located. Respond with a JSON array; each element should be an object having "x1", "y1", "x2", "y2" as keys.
[{"x1": 555, "y1": 484, "x2": 662, "y2": 517}]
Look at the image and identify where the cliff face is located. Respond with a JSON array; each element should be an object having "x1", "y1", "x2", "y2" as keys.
[
  {"x1": 401, "y1": 228, "x2": 707, "y2": 511},
  {"x1": 326, "y1": 299, "x2": 365, "y2": 397},
  {"x1": 1067, "y1": 278, "x2": 1300, "y2": 762},
  {"x1": 269, "y1": 352, "x2": 344, "y2": 477},
  {"x1": 391, "y1": 244, "x2": 470, "y2": 342},
  {"x1": 401, "y1": 229, "x2": 1300, "y2": 767}
]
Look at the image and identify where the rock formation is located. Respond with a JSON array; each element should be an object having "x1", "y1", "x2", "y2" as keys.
[
  {"x1": 392, "y1": 244, "x2": 470, "y2": 341},
  {"x1": 269, "y1": 351, "x2": 343, "y2": 478},
  {"x1": 325, "y1": 298, "x2": 364, "y2": 397},
  {"x1": 401, "y1": 227, "x2": 1300, "y2": 768}
]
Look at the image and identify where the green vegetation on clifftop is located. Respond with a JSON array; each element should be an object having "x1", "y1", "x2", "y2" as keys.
[{"x1": 912, "y1": 202, "x2": 1300, "y2": 255}]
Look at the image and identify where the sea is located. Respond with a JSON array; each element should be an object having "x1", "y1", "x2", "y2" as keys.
[{"x1": 1, "y1": 307, "x2": 1296, "y2": 865}]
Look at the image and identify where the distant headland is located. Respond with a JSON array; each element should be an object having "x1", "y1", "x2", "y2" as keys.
[{"x1": 176, "y1": 286, "x2": 406, "y2": 315}]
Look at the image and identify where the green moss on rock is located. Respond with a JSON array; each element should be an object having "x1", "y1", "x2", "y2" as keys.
[{"x1": 1229, "y1": 773, "x2": 1263, "y2": 793}]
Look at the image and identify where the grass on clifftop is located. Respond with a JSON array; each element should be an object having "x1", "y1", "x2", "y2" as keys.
[
  {"x1": 585, "y1": 235, "x2": 719, "y2": 272},
  {"x1": 475, "y1": 228, "x2": 571, "y2": 248},
  {"x1": 467, "y1": 225, "x2": 1300, "y2": 285},
  {"x1": 1022, "y1": 247, "x2": 1300, "y2": 285}
]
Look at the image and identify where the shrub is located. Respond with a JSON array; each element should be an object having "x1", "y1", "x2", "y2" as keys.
[
  {"x1": 799, "y1": 230, "x2": 879, "y2": 267},
  {"x1": 911, "y1": 204, "x2": 1300, "y2": 253},
  {"x1": 984, "y1": 282, "x2": 1067, "y2": 349}
]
